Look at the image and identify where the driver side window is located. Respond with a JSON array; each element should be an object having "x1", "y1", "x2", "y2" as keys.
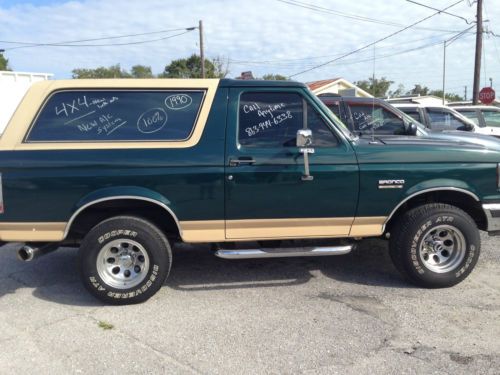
[{"x1": 238, "y1": 92, "x2": 338, "y2": 148}]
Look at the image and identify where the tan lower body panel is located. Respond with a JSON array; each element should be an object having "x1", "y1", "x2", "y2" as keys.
[
  {"x1": 349, "y1": 217, "x2": 387, "y2": 237},
  {"x1": 225, "y1": 217, "x2": 354, "y2": 240},
  {"x1": 0, "y1": 222, "x2": 66, "y2": 242},
  {"x1": 0, "y1": 217, "x2": 387, "y2": 243},
  {"x1": 179, "y1": 220, "x2": 226, "y2": 242},
  {"x1": 180, "y1": 217, "x2": 387, "y2": 243}
]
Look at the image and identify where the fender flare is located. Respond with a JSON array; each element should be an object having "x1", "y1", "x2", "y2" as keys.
[
  {"x1": 382, "y1": 186, "x2": 480, "y2": 232},
  {"x1": 63, "y1": 186, "x2": 181, "y2": 239}
]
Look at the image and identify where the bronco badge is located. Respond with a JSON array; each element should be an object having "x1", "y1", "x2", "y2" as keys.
[{"x1": 378, "y1": 179, "x2": 405, "y2": 189}]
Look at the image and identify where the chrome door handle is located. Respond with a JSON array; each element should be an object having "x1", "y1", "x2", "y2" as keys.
[{"x1": 229, "y1": 158, "x2": 256, "y2": 166}]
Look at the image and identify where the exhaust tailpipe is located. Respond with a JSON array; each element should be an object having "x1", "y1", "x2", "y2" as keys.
[{"x1": 17, "y1": 244, "x2": 58, "y2": 262}]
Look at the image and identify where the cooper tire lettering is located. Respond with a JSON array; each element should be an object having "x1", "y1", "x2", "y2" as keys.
[{"x1": 389, "y1": 203, "x2": 481, "y2": 288}]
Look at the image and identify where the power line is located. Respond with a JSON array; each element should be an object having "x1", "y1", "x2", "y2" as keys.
[
  {"x1": 276, "y1": 0, "x2": 472, "y2": 33},
  {"x1": 406, "y1": 0, "x2": 474, "y2": 24},
  {"x1": 483, "y1": 2, "x2": 500, "y2": 63},
  {"x1": 228, "y1": 31, "x2": 459, "y2": 65},
  {"x1": 1, "y1": 27, "x2": 196, "y2": 51},
  {"x1": 289, "y1": 0, "x2": 465, "y2": 78}
]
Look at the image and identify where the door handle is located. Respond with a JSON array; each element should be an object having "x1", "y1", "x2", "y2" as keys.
[{"x1": 229, "y1": 157, "x2": 256, "y2": 166}]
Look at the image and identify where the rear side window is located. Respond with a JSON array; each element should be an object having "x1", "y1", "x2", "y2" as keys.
[
  {"x1": 26, "y1": 90, "x2": 205, "y2": 142},
  {"x1": 458, "y1": 110, "x2": 480, "y2": 125},
  {"x1": 238, "y1": 92, "x2": 338, "y2": 148},
  {"x1": 349, "y1": 103, "x2": 406, "y2": 135}
]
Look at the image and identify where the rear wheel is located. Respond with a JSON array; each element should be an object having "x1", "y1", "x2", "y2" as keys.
[
  {"x1": 78, "y1": 216, "x2": 171, "y2": 305},
  {"x1": 389, "y1": 203, "x2": 480, "y2": 288}
]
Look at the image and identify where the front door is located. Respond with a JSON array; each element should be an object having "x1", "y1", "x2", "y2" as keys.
[{"x1": 224, "y1": 88, "x2": 359, "y2": 240}]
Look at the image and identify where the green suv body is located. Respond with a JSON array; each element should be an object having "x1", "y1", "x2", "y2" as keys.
[{"x1": 1, "y1": 78, "x2": 499, "y2": 304}]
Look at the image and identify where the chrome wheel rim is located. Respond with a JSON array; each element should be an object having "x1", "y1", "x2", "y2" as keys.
[
  {"x1": 96, "y1": 239, "x2": 150, "y2": 289},
  {"x1": 419, "y1": 225, "x2": 466, "y2": 273}
]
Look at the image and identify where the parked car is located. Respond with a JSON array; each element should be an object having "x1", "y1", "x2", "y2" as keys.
[
  {"x1": 1, "y1": 79, "x2": 500, "y2": 304},
  {"x1": 318, "y1": 94, "x2": 417, "y2": 136},
  {"x1": 391, "y1": 103, "x2": 478, "y2": 133},
  {"x1": 449, "y1": 105, "x2": 500, "y2": 138}
]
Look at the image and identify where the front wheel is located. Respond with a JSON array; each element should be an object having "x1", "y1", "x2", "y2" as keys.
[
  {"x1": 78, "y1": 216, "x2": 172, "y2": 305},
  {"x1": 389, "y1": 203, "x2": 480, "y2": 288}
]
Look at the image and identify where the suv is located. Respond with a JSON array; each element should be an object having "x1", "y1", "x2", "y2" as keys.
[
  {"x1": 1, "y1": 79, "x2": 499, "y2": 304},
  {"x1": 450, "y1": 105, "x2": 500, "y2": 138}
]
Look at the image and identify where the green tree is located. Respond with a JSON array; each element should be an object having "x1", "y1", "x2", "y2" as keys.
[
  {"x1": 161, "y1": 54, "x2": 228, "y2": 78},
  {"x1": 261, "y1": 73, "x2": 289, "y2": 80},
  {"x1": 72, "y1": 64, "x2": 131, "y2": 79},
  {"x1": 0, "y1": 53, "x2": 11, "y2": 71},
  {"x1": 429, "y1": 90, "x2": 463, "y2": 102},
  {"x1": 388, "y1": 84, "x2": 405, "y2": 98},
  {"x1": 130, "y1": 65, "x2": 153, "y2": 78},
  {"x1": 354, "y1": 77, "x2": 394, "y2": 97},
  {"x1": 407, "y1": 84, "x2": 430, "y2": 96}
]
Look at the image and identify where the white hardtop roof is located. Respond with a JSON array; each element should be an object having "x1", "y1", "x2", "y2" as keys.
[
  {"x1": 392, "y1": 103, "x2": 449, "y2": 109},
  {"x1": 453, "y1": 105, "x2": 500, "y2": 111}
]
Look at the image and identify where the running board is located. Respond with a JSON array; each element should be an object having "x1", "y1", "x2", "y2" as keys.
[{"x1": 214, "y1": 245, "x2": 352, "y2": 260}]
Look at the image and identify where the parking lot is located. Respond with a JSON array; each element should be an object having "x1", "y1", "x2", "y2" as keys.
[{"x1": 0, "y1": 233, "x2": 498, "y2": 374}]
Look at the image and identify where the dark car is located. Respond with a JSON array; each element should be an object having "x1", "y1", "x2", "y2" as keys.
[{"x1": 318, "y1": 94, "x2": 416, "y2": 136}]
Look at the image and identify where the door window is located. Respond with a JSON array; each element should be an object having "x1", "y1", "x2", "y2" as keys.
[
  {"x1": 482, "y1": 110, "x2": 500, "y2": 128},
  {"x1": 349, "y1": 103, "x2": 406, "y2": 135},
  {"x1": 427, "y1": 109, "x2": 468, "y2": 130},
  {"x1": 238, "y1": 92, "x2": 338, "y2": 148}
]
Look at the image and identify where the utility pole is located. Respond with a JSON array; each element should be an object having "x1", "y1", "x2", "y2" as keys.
[
  {"x1": 442, "y1": 41, "x2": 446, "y2": 105},
  {"x1": 472, "y1": 0, "x2": 483, "y2": 105},
  {"x1": 464, "y1": 86, "x2": 467, "y2": 101},
  {"x1": 199, "y1": 20, "x2": 205, "y2": 79}
]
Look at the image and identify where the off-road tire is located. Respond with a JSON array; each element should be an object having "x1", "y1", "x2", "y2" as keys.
[
  {"x1": 389, "y1": 203, "x2": 480, "y2": 288},
  {"x1": 78, "y1": 216, "x2": 172, "y2": 305}
]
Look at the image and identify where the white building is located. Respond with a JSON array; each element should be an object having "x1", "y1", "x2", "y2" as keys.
[
  {"x1": 306, "y1": 78, "x2": 373, "y2": 98},
  {"x1": 0, "y1": 71, "x2": 53, "y2": 133},
  {"x1": 386, "y1": 95, "x2": 446, "y2": 106}
]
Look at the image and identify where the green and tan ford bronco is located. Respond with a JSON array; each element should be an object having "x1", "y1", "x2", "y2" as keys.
[{"x1": 1, "y1": 78, "x2": 499, "y2": 304}]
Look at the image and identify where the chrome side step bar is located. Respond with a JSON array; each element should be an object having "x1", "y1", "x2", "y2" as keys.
[{"x1": 215, "y1": 245, "x2": 352, "y2": 260}]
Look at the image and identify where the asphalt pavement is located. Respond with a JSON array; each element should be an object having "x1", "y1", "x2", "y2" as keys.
[{"x1": 0, "y1": 233, "x2": 498, "y2": 374}]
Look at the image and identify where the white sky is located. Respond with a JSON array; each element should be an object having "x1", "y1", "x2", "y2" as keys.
[{"x1": 0, "y1": 0, "x2": 499, "y2": 97}]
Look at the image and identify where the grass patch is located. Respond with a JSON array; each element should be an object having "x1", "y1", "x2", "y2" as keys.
[{"x1": 98, "y1": 321, "x2": 114, "y2": 330}]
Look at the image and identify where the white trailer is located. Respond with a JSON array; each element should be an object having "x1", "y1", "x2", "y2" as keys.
[{"x1": 0, "y1": 71, "x2": 53, "y2": 133}]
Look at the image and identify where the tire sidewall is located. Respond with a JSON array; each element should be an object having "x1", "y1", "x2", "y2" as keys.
[
  {"x1": 79, "y1": 217, "x2": 170, "y2": 304},
  {"x1": 404, "y1": 210, "x2": 480, "y2": 286}
]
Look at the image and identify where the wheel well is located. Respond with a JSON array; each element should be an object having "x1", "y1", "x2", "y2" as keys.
[
  {"x1": 67, "y1": 199, "x2": 180, "y2": 242},
  {"x1": 386, "y1": 190, "x2": 487, "y2": 233}
]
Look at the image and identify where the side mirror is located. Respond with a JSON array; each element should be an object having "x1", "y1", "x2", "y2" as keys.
[
  {"x1": 296, "y1": 129, "x2": 313, "y2": 147},
  {"x1": 407, "y1": 122, "x2": 417, "y2": 136},
  {"x1": 296, "y1": 129, "x2": 314, "y2": 181}
]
